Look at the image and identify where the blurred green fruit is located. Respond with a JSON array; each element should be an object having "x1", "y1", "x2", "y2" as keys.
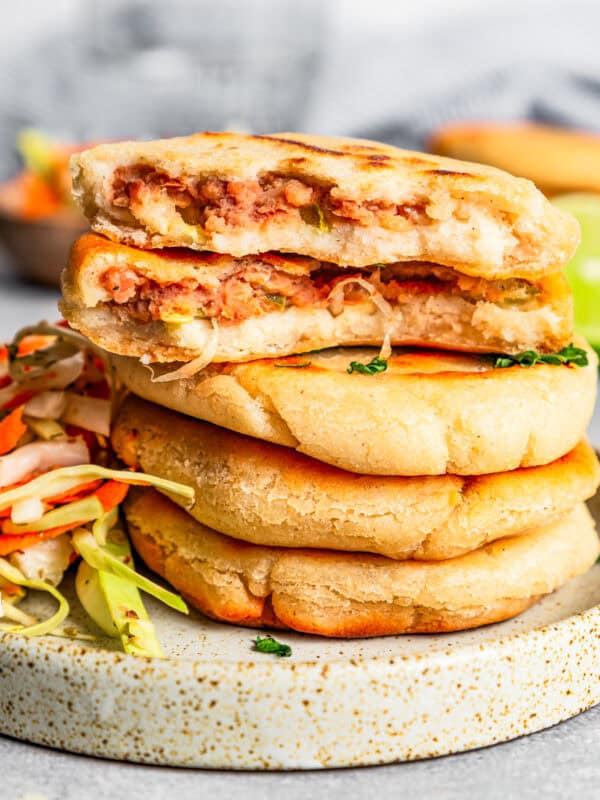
[{"x1": 553, "y1": 193, "x2": 600, "y2": 348}]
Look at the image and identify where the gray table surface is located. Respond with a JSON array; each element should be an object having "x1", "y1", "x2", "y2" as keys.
[{"x1": 1, "y1": 264, "x2": 599, "y2": 800}]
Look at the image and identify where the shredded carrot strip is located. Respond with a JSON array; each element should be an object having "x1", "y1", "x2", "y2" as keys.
[
  {"x1": 45, "y1": 479, "x2": 103, "y2": 505},
  {"x1": 0, "y1": 580, "x2": 22, "y2": 596},
  {"x1": 0, "y1": 482, "x2": 128, "y2": 539},
  {"x1": 0, "y1": 405, "x2": 27, "y2": 455},
  {"x1": 16, "y1": 334, "x2": 57, "y2": 357},
  {"x1": 94, "y1": 480, "x2": 129, "y2": 512},
  {"x1": 0, "y1": 476, "x2": 102, "y2": 520},
  {"x1": 0, "y1": 522, "x2": 83, "y2": 556},
  {"x1": 2, "y1": 390, "x2": 34, "y2": 411},
  {"x1": 0, "y1": 484, "x2": 130, "y2": 554}
]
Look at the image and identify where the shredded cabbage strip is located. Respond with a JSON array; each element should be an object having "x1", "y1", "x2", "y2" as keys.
[
  {"x1": 2, "y1": 495, "x2": 104, "y2": 534},
  {"x1": 327, "y1": 277, "x2": 395, "y2": 359},
  {"x1": 0, "y1": 557, "x2": 69, "y2": 637},
  {"x1": 0, "y1": 321, "x2": 193, "y2": 649},
  {"x1": 144, "y1": 319, "x2": 219, "y2": 383},
  {"x1": 0, "y1": 464, "x2": 194, "y2": 512},
  {"x1": 72, "y1": 528, "x2": 188, "y2": 614}
]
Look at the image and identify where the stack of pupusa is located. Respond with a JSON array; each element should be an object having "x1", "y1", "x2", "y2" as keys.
[{"x1": 61, "y1": 132, "x2": 600, "y2": 637}]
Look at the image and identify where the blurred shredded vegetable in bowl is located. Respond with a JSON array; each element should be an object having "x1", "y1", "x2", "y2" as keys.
[
  {"x1": 0, "y1": 129, "x2": 81, "y2": 220},
  {"x1": 0, "y1": 322, "x2": 193, "y2": 658},
  {"x1": 0, "y1": 130, "x2": 90, "y2": 286}
]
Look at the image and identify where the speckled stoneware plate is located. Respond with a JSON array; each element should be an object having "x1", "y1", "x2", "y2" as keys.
[{"x1": 1, "y1": 495, "x2": 600, "y2": 770}]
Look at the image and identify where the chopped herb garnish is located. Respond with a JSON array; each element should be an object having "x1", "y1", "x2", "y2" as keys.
[
  {"x1": 347, "y1": 356, "x2": 388, "y2": 375},
  {"x1": 300, "y1": 203, "x2": 330, "y2": 231},
  {"x1": 254, "y1": 635, "x2": 292, "y2": 657},
  {"x1": 274, "y1": 361, "x2": 312, "y2": 369},
  {"x1": 490, "y1": 343, "x2": 588, "y2": 369},
  {"x1": 265, "y1": 293, "x2": 287, "y2": 309}
]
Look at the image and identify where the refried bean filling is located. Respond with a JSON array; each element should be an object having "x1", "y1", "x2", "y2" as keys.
[
  {"x1": 111, "y1": 166, "x2": 429, "y2": 232},
  {"x1": 100, "y1": 256, "x2": 541, "y2": 327}
]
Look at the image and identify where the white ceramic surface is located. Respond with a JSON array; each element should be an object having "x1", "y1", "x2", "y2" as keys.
[{"x1": 1, "y1": 500, "x2": 599, "y2": 770}]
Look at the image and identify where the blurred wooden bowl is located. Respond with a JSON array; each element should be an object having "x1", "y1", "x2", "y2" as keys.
[{"x1": 0, "y1": 210, "x2": 88, "y2": 287}]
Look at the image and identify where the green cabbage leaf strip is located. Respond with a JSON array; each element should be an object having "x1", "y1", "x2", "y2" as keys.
[
  {"x1": 0, "y1": 464, "x2": 194, "y2": 514},
  {"x1": 71, "y1": 528, "x2": 188, "y2": 615},
  {"x1": 0, "y1": 557, "x2": 69, "y2": 637},
  {"x1": 75, "y1": 513, "x2": 164, "y2": 658}
]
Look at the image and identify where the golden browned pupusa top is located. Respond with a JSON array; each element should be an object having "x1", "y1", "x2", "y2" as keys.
[{"x1": 71, "y1": 131, "x2": 580, "y2": 278}]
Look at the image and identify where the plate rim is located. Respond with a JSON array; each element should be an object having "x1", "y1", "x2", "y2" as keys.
[{"x1": 1, "y1": 591, "x2": 599, "y2": 672}]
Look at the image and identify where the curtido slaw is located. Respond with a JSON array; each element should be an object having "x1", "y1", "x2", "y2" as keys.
[{"x1": 0, "y1": 322, "x2": 194, "y2": 657}]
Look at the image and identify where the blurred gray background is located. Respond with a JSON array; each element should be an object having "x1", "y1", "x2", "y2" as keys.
[{"x1": 3, "y1": 0, "x2": 600, "y2": 175}]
